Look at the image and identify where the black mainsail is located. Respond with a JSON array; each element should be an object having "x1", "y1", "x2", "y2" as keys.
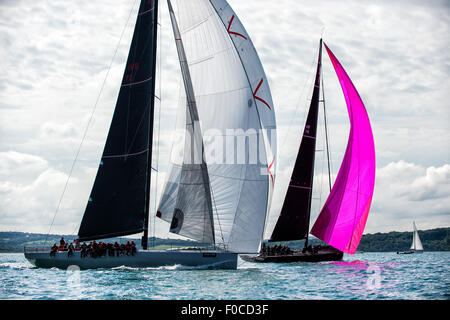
[
  {"x1": 269, "y1": 39, "x2": 323, "y2": 243},
  {"x1": 78, "y1": 0, "x2": 158, "y2": 246}
]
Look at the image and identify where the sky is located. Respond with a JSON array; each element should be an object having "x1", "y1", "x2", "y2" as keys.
[{"x1": 0, "y1": 0, "x2": 449, "y2": 240}]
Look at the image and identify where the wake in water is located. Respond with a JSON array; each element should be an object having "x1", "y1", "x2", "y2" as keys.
[
  {"x1": 1, "y1": 252, "x2": 448, "y2": 299},
  {"x1": 110, "y1": 260, "x2": 237, "y2": 272},
  {"x1": 0, "y1": 261, "x2": 33, "y2": 270}
]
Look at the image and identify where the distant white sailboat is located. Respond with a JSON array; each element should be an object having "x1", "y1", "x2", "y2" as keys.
[
  {"x1": 410, "y1": 221, "x2": 424, "y2": 253},
  {"x1": 397, "y1": 222, "x2": 424, "y2": 254}
]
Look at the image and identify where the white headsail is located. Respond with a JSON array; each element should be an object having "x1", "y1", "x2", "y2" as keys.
[
  {"x1": 157, "y1": 0, "x2": 276, "y2": 253},
  {"x1": 411, "y1": 222, "x2": 424, "y2": 251}
]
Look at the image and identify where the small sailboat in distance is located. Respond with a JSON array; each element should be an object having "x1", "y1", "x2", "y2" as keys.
[
  {"x1": 24, "y1": 0, "x2": 276, "y2": 270},
  {"x1": 397, "y1": 222, "x2": 424, "y2": 254},
  {"x1": 242, "y1": 39, "x2": 376, "y2": 263}
]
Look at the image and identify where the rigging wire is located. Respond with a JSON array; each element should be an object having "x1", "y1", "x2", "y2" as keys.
[
  {"x1": 321, "y1": 61, "x2": 334, "y2": 190},
  {"x1": 47, "y1": 0, "x2": 140, "y2": 242},
  {"x1": 279, "y1": 45, "x2": 320, "y2": 154}
]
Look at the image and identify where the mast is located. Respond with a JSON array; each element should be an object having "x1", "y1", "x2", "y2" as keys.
[
  {"x1": 269, "y1": 39, "x2": 323, "y2": 244},
  {"x1": 305, "y1": 38, "x2": 324, "y2": 248},
  {"x1": 142, "y1": 0, "x2": 159, "y2": 250}
]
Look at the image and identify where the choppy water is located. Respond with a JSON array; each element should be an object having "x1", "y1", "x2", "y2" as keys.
[{"x1": 0, "y1": 252, "x2": 448, "y2": 300}]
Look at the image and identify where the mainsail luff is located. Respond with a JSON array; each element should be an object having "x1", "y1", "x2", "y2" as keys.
[
  {"x1": 269, "y1": 39, "x2": 323, "y2": 243},
  {"x1": 166, "y1": 0, "x2": 215, "y2": 244},
  {"x1": 311, "y1": 43, "x2": 375, "y2": 255},
  {"x1": 78, "y1": 0, "x2": 158, "y2": 242}
]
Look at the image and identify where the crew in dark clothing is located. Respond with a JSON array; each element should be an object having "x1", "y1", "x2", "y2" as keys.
[
  {"x1": 50, "y1": 244, "x2": 58, "y2": 257},
  {"x1": 89, "y1": 242, "x2": 95, "y2": 258},
  {"x1": 274, "y1": 244, "x2": 280, "y2": 255},
  {"x1": 260, "y1": 243, "x2": 266, "y2": 255},
  {"x1": 125, "y1": 241, "x2": 131, "y2": 256},
  {"x1": 74, "y1": 239, "x2": 80, "y2": 251},
  {"x1": 99, "y1": 242, "x2": 106, "y2": 257},
  {"x1": 131, "y1": 241, "x2": 137, "y2": 256},
  {"x1": 114, "y1": 242, "x2": 120, "y2": 257},
  {"x1": 80, "y1": 242, "x2": 87, "y2": 258},
  {"x1": 68, "y1": 243, "x2": 74, "y2": 257},
  {"x1": 108, "y1": 243, "x2": 115, "y2": 257}
]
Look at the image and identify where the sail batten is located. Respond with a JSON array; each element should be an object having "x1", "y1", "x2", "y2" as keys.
[
  {"x1": 78, "y1": 0, "x2": 158, "y2": 242},
  {"x1": 311, "y1": 43, "x2": 375, "y2": 255}
]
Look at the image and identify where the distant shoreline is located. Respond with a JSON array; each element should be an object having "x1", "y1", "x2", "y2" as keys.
[{"x1": 1, "y1": 228, "x2": 449, "y2": 253}]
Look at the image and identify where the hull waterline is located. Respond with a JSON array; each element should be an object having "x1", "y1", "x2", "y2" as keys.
[
  {"x1": 240, "y1": 246, "x2": 343, "y2": 263},
  {"x1": 24, "y1": 250, "x2": 238, "y2": 270},
  {"x1": 397, "y1": 250, "x2": 423, "y2": 254}
]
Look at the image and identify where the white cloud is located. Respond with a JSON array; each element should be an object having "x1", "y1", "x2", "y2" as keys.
[
  {"x1": 0, "y1": 0, "x2": 449, "y2": 238},
  {"x1": 0, "y1": 151, "x2": 48, "y2": 182},
  {"x1": 368, "y1": 161, "x2": 450, "y2": 232}
]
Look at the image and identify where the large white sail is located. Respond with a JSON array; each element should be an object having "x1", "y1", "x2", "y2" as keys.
[{"x1": 157, "y1": 0, "x2": 276, "y2": 253}]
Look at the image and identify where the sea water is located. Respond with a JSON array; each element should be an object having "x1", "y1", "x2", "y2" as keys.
[{"x1": 0, "y1": 252, "x2": 448, "y2": 300}]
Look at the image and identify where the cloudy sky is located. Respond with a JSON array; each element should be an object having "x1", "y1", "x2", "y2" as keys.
[{"x1": 0, "y1": 0, "x2": 449, "y2": 240}]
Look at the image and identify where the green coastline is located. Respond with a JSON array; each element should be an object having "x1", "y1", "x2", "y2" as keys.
[{"x1": 1, "y1": 227, "x2": 449, "y2": 253}]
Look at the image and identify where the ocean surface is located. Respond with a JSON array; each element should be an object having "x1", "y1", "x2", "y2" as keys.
[{"x1": 0, "y1": 252, "x2": 448, "y2": 300}]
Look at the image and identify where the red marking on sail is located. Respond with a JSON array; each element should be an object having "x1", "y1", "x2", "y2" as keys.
[
  {"x1": 156, "y1": 211, "x2": 162, "y2": 218},
  {"x1": 139, "y1": 6, "x2": 155, "y2": 16},
  {"x1": 122, "y1": 76, "x2": 152, "y2": 87},
  {"x1": 289, "y1": 185, "x2": 311, "y2": 190},
  {"x1": 253, "y1": 79, "x2": 271, "y2": 110},
  {"x1": 268, "y1": 158, "x2": 275, "y2": 185},
  {"x1": 227, "y1": 15, "x2": 247, "y2": 40}
]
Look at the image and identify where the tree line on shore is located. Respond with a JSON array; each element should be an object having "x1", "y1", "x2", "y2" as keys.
[{"x1": 0, "y1": 227, "x2": 449, "y2": 253}]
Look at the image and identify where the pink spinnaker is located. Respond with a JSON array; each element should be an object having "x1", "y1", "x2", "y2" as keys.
[{"x1": 310, "y1": 43, "x2": 375, "y2": 254}]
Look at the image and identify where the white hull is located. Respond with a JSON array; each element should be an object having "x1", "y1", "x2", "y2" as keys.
[{"x1": 24, "y1": 249, "x2": 238, "y2": 270}]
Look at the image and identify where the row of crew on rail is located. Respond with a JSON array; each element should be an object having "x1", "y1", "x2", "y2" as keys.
[
  {"x1": 260, "y1": 243, "x2": 292, "y2": 256},
  {"x1": 50, "y1": 237, "x2": 137, "y2": 258}
]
